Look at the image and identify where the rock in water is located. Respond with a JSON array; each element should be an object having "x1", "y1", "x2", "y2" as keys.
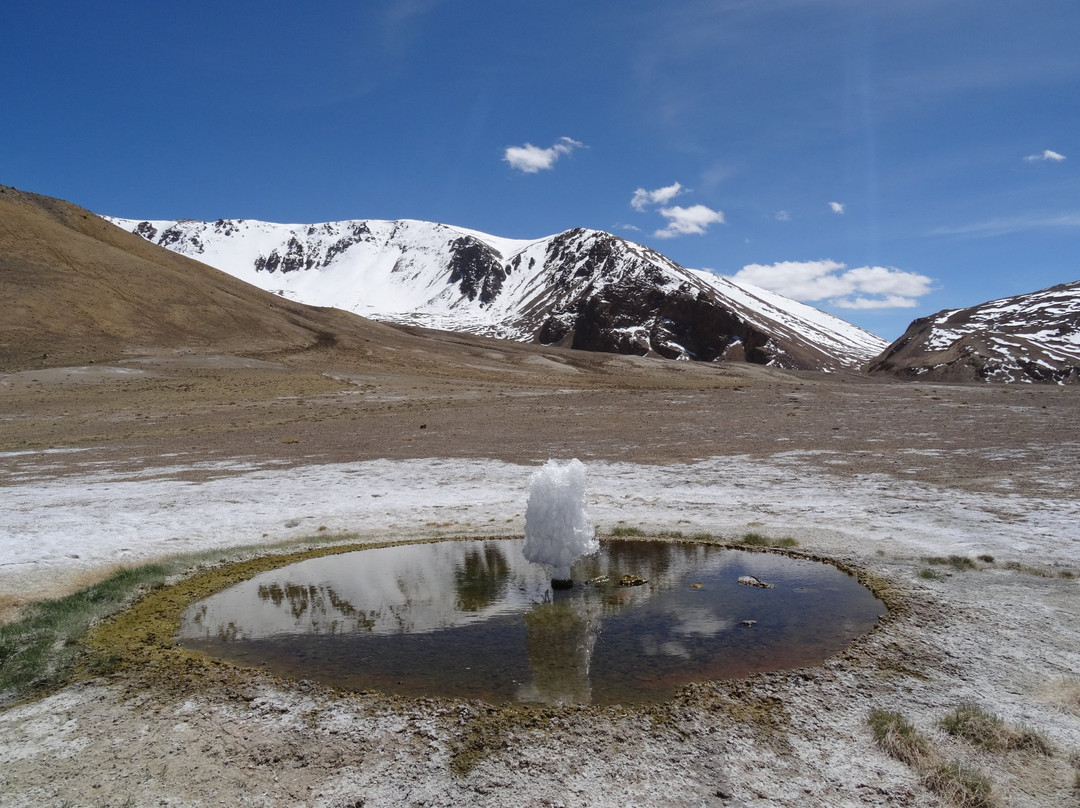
[{"x1": 737, "y1": 575, "x2": 774, "y2": 589}]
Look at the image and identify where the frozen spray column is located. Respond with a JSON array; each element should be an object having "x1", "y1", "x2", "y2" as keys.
[{"x1": 522, "y1": 459, "x2": 597, "y2": 589}]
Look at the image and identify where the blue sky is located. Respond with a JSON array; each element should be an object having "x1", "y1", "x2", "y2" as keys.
[{"x1": 3, "y1": 1, "x2": 1077, "y2": 340}]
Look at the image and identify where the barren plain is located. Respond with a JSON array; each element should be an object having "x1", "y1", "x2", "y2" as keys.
[{"x1": 1, "y1": 341, "x2": 1079, "y2": 807}]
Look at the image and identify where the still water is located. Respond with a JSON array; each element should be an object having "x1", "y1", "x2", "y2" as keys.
[{"x1": 178, "y1": 539, "x2": 884, "y2": 705}]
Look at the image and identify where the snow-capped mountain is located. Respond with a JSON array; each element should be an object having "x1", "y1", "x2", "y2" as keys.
[
  {"x1": 104, "y1": 216, "x2": 887, "y2": 372},
  {"x1": 868, "y1": 281, "x2": 1080, "y2": 384}
]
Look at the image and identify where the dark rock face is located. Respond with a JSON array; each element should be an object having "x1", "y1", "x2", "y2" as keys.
[
  {"x1": 532, "y1": 231, "x2": 792, "y2": 366},
  {"x1": 256, "y1": 236, "x2": 310, "y2": 274},
  {"x1": 134, "y1": 221, "x2": 158, "y2": 241},
  {"x1": 447, "y1": 237, "x2": 505, "y2": 305},
  {"x1": 540, "y1": 280, "x2": 771, "y2": 362},
  {"x1": 868, "y1": 281, "x2": 1080, "y2": 384},
  {"x1": 323, "y1": 222, "x2": 371, "y2": 267},
  {"x1": 159, "y1": 223, "x2": 203, "y2": 253}
]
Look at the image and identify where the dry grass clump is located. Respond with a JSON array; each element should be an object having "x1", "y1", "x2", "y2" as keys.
[
  {"x1": 1040, "y1": 676, "x2": 1080, "y2": 717},
  {"x1": 921, "y1": 555, "x2": 978, "y2": 571},
  {"x1": 868, "y1": 709, "x2": 996, "y2": 807},
  {"x1": 922, "y1": 760, "x2": 994, "y2": 808},
  {"x1": 736, "y1": 532, "x2": 798, "y2": 549},
  {"x1": 940, "y1": 702, "x2": 1053, "y2": 755},
  {"x1": 609, "y1": 525, "x2": 646, "y2": 537},
  {"x1": 868, "y1": 709, "x2": 930, "y2": 766},
  {"x1": 1003, "y1": 561, "x2": 1055, "y2": 578}
]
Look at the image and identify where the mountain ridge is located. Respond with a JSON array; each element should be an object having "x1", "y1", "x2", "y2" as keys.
[
  {"x1": 106, "y1": 215, "x2": 887, "y2": 373},
  {"x1": 869, "y1": 280, "x2": 1080, "y2": 384}
]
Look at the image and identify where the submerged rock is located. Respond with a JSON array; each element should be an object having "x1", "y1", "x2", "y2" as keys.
[{"x1": 737, "y1": 575, "x2": 773, "y2": 589}]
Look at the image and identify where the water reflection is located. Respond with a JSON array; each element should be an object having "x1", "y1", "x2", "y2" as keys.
[{"x1": 178, "y1": 539, "x2": 885, "y2": 705}]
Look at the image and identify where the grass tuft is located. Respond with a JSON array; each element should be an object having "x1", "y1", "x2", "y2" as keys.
[
  {"x1": 921, "y1": 555, "x2": 977, "y2": 571},
  {"x1": 868, "y1": 709, "x2": 930, "y2": 767},
  {"x1": 1003, "y1": 561, "x2": 1055, "y2": 577},
  {"x1": 941, "y1": 702, "x2": 1053, "y2": 756},
  {"x1": 609, "y1": 526, "x2": 645, "y2": 537},
  {"x1": 918, "y1": 568, "x2": 945, "y2": 581},
  {"x1": 977, "y1": 554, "x2": 995, "y2": 564},
  {"x1": 738, "y1": 532, "x2": 769, "y2": 546},
  {"x1": 923, "y1": 760, "x2": 995, "y2": 808}
]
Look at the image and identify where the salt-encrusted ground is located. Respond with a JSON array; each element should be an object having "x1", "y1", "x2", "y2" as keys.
[{"x1": 2, "y1": 443, "x2": 1079, "y2": 807}]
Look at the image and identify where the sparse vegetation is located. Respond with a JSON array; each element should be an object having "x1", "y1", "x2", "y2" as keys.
[
  {"x1": 0, "y1": 563, "x2": 174, "y2": 698},
  {"x1": 609, "y1": 526, "x2": 645, "y2": 537},
  {"x1": 919, "y1": 568, "x2": 946, "y2": 581},
  {"x1": 922, "y1": 760, "x2": 994, "y2": 808},
  {"x1": 1, "y1": 531, "x2": 363, "y2": 704},
  {"x1": 940, "y1": 701, "x2": 1053, "y2": 755},
  {"x1": 732, "y1": 532, "x2": 798, "y2": 549},
  {"x1": 921, "y1": 555, "x2": 977, "y2": 571},
  {"x1": 1044, "y1": 677, "x2": 1080, "y2": 716},
  {"x1": 868, "y1": 709, "x2": 930, "y2": 766},
  {"x1": 868, "y1": 709, "x2": 996, "y2": 807},
  {"x1": 1004, "y1": 561, "x2": 1056, "y2": 578},
  {"x1": 738, "y1": 531, "x2": 769, "y2": 546},
  {"x1": 977, "y1": 554, "x2": 995, "y2": 564}
]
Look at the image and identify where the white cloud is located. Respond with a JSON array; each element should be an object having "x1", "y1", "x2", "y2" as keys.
[
  {"x1": 503, "y1": 137, "x2": 584, "y2": 173},
  {"x1": 831, "y1": 295, "x2": 924, "y2": 310},
  {"x1": 630, "y1": 182, "x2": 685, "y2": 211},
  {"x1": 1024, "y1": 149, "x2": 1066, "y2": 163},
  {"x1": 653, "y1": 204, "x2": 725, "y2": 238},
  {"x1": 728, "y1": 260, "x2": 933, "y2": 309},
  {"x1": 775, "y1": 210, "x2": 791, "y2": 222},
  {"x1": 930, "y1": 211, "x2": 1080, "y2": 238},
  {"x1": 828, "y1": 201, "x2": 845, "y2": 214}
]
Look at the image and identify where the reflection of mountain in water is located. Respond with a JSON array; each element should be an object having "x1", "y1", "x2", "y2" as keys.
[
  {"x1": 520, "y1": 592, "x2": 602, "y2": 705},
  {"x1": 255, "y1": 582, "x2": 374, "y2": 632},
  {"x1": 178, "y1": 540, "x2": 549, "y2": 642},
  {"x1": 177, "y1": 539, "x2": 886, "y2": 705},
  {"x1": 454, "y1": 545, "x2": 511, "y2": 612}
]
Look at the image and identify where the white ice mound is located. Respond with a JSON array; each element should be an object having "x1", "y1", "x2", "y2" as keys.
[{"x1": 523, "y1": 458, "x2": 597, "y2": 581}]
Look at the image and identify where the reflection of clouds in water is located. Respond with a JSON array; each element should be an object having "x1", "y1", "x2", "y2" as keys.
[
  {"x1": 639, "y1": 605, "x2": 735, "y2": 659},
  {"x1": 671, "y1": 606, "x2": 734, "y2": 637},
  {"x1": 638, "y1": 637, "x2": 694, "y2": 659},
  {"x1": 660, "y1": 640, "x2": 690, "y2": 659}
]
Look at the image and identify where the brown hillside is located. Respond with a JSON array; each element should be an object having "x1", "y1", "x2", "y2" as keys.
[{"x1": 0, "y1": 185, "x2": 414, "y2": 371}]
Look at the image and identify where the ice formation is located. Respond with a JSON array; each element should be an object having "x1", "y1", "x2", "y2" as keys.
[{"x1": 522, "y1": 458, "x2": 597, "y2": 583}]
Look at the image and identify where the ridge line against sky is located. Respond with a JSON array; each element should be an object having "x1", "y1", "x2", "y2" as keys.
[{"x1": 2, "y1": 0, "x2": 1077, "y2": 340}]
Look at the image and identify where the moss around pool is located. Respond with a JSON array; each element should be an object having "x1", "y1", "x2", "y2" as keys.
[{"x1": 178, "y1": 539, "x2": 885, "y2": 705}]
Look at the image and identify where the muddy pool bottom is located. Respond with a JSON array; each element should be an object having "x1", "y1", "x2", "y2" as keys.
[{"x1": 178, "y1": 539, "x2": 885, "y2": 705}]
